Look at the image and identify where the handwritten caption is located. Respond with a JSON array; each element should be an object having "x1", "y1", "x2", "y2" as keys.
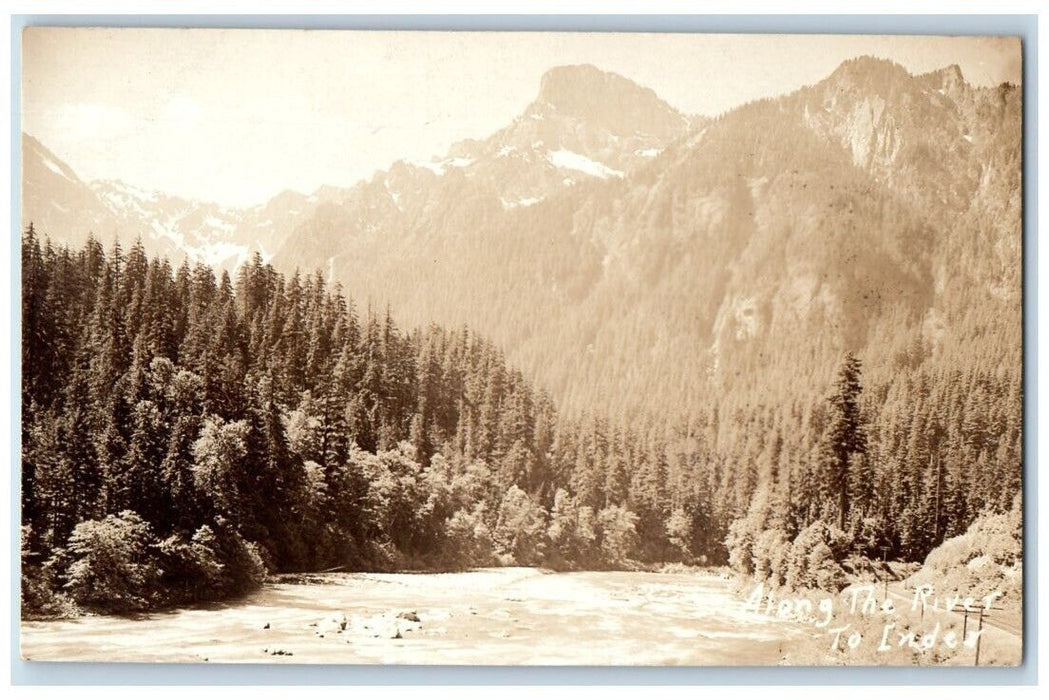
[{"x1": 743, "y1": 582, "x2": 1002, "y2": 653}]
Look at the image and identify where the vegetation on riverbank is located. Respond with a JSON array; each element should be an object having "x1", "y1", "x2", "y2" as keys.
[{"x1": 732, "y1": 503, "x2": 1023, "y2": 666}]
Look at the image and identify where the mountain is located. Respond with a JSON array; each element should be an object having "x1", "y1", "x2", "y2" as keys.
[
  {"x1": 446, "y1": 63, "x2": 694, "y2": 206},
  {"x1": 20, "y1": 133, "x2": 344, "y2": 271},
  {"x1": 21, "y1": 66, "x2": 692, "y2": 276},
  {"x1": 267, "y1": 58, "x2": 1020, "y2": 418},
  {"x1": 21, "y1": 58, "x2": 1021, "y2": 422},
  {"x1": 271, "y1": 64, "x2": 697, "y2": 277},
  {"x1": 21, "y1": 135, "x2": 127, "y2": 252}
]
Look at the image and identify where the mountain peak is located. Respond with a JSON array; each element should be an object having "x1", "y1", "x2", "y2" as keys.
[
  {"x1": 921, "y1": 63, "x2": 967, "y2": 92},
  {"x1": 537, "y1": 63, "x2": 611, "y2": 101},
  {"x1": 942, "y1": 63, "x2": 965, "y2": 81},
  {"x1": 828, "y1": 55, "x2": 911, "y2": 86},
  {"x1": 531, "y1": 64, "x2": 687, "y2": 139}
]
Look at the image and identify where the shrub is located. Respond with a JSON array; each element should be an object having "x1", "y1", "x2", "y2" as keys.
[
  {"x1": 546, "y1": 489, "x2": 601, "y2": 567},
  {"x1": 445, "y1": 504, "x2": 495, "y2": 567},
  {"x1": 191, "y1": 417, "x2": 250, "y2": 514},
  {"x1": 907, "y1": 499, "x2": 1022, "y2": 611},
  {"x1": 665, "y1": 507, "x2": 694, "y2": 561},
  {"x1": 596, "y1": 504, "x2": 639, "y2": 565},
  {"x1": 20, "y1": 525, "x2": 72, "y2": 616},
  {"x1": 63, "y1": 511, "x2": 161, "y2": 612},
  {"x1": 808, "y1": 541, "x2": 848, "y2": 591},
  {"x1": 575, "y1": 505, "x2": 599, "y2": 561},
  {"x1": 212, "y1": 520, "x2": 267, "y2": 595},
  {"x1": 785, "y1": 520, "x2": 848, "y2": 592},
  {"x1": 852, "y1": 514, "x2": 893, "y2": 559},
  {"x1": 725, "y1": 517, "x2": 756, "y2": 576},
  {"x1": 752, "y1": 528, "x2": 791, "y2": 585},
  {"x1": 493, "y1": 486, "x2": 548, "y2": 565},
  {"x1": 156, "y1": 525, "x2": 226, "y2": 602}
]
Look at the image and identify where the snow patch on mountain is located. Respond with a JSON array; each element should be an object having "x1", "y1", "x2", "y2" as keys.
[
  {"x1": 203, "y1": 215, "x2": 237, "y2": 234},
  {"x1": 548, "y1": 149, "x2": 624, "y2": 179},
  {"x1": 41, "y1": 155, "x2": 75, "y2": 181},
  {"x1": 150, "y1": 220, "x2": 184, "y2": 248},
  {"x1": 501, "y1": 196, "x2": 543, "y2": 209},
  {"x1": 184, "y1": 241, "x2": 248, "y2": 269}
]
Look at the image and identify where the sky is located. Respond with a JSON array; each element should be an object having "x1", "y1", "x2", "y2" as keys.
[{"x1": 22, "y1": 29, "x2": 1021, "y2": 207}]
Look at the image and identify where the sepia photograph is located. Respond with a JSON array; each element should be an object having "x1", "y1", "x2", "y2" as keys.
[{"x1": 17, "y1": 28, "x2": 1023, "y2": 666}]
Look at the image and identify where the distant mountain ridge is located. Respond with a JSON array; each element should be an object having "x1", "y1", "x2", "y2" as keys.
[
  {"x1": 22, "y1": 65, "x2": 695, "y2": 272},
  {"x1": 21, "y1": 134, "x2": 346, "y2": 271},
  {"x1": 21, "y1": 57, "x2": 1021, "y2": 420}
]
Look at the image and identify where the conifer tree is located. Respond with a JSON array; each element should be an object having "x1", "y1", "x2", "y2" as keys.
[{"x1": 819, "y1": 353, "x2": 867, "y2": 530}]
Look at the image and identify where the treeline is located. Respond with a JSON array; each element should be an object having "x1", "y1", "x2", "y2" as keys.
[
  {"x1": 722, "y1": 353, "x2": 1022, "y2": 590},
  {"x1": 19, "y1": 227, "x2": 696, "y2": 612},
  {"x1": 21, "y1": 226, "x2": 1021, "y2": 612}
]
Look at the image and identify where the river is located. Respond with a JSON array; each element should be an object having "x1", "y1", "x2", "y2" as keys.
[{"x1": 21, "y1": 567, "x2": 805, "y2": 665}]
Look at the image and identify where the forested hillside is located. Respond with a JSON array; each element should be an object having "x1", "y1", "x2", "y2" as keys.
[
  {"x1": 258, "y1": 60, "x2": 1019, "y2": 434},
  {"x1": 21, "y1": 222, "x2": 1021, "y2": 612}
]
